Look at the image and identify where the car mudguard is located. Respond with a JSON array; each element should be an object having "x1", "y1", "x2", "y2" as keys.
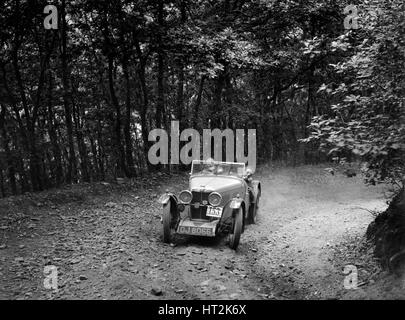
[
  {"x1": 227, "y1": 197, "x2": 247, "y2": 233},
  {"x1": 158, "y1": 192, "x2": 180, "y2": 228},
  {"x1": 158, "y1": 192, "x2": 178, "y2": 205}
]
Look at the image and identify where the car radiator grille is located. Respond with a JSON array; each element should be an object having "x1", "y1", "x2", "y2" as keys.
[{"x1": 190, "y1": 191, "x2": 210, "y2": 220}]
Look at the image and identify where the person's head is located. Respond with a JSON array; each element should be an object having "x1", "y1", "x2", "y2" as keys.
[
  {"x1": 206, "y1": 157, "x2": 214, "y2": 165},
  {"x1": 205, "y1": 158, "x2": 215, "y2": 172}
]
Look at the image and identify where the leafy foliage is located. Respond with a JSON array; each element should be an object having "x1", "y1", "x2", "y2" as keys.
[
  {"x1": 0, "y1": 0, "x2": 403, "y2": 196},
  {"x1": 306, "y1": 0, "x2": 405, "y2": 185}
]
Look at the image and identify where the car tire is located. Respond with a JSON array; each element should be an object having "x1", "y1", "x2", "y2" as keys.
[
  {"x1": 229, "y1": 207, "x2": 243, "y2": 250},
  {"x1": 162, "y1": 202, "x2": 172, "y2": 243},
  {"x1": 248, "y1": 191, "x2": 260, "y2": 224}
]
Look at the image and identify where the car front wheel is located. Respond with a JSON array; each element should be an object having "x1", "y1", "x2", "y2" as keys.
[
  {"x1": 229, "y1": 207, "x2": 243, "y2": 250},
  {"x1": 248, "y1": 191, "x2": 260, "y2": 224},
  {"x1": 162, "y1": 202, "x2": 173, "y2": 243}
]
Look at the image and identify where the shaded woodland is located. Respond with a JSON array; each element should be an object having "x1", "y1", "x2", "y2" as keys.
[{"x1": 0, "y1": 0, "x2": 403, "y2": 197}]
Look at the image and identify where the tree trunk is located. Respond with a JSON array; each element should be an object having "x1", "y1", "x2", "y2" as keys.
[
  {"x1": 73, "y1": 101, "x2": 90, "y2": 182},
  {"x1": 134, "y1": 40, "x2": 150, "y2": 168},
  {"x1": 122, "y1": 55, "x2": 135, "y2": 176},
  {"x1": 108, "y1": 54, "x2": 127, "y2": 177},
  {"x1": 156, "y1": 0, "x2": 165, "y2": 129},
  {"x1": 176, "y1": 0, "x2": 187, "y2": 128},
  {"x1": 211, "y1": 71, "x2": 224, "y2": 129},
  {"x1": 224, "y1": 67, "x2": 233, "y2": 129},
  {"x1": 0, "y1": 169, "x2": 5, "y2": 198},
  {"x1": 46, "y1": 73, "x2": 63, "y2": 186},
  {"x1": 96, "y1": 104, "x2": 105, "y2": 180},
  {"x1": 303, "y1": 65, "x2": 315, "y2": 163},
  {"x1": 0, "y1": 105, "x2": 17, "y2": 195},
  {"x1": 193, "y1": 76, "x2": 205, "y2": 128},
  {"x1": 176, "y1": 61, "x2": 185, "y2": 126},
  {"x1": 61, "y1": 0, "x2": 78, "y2": 184},
  {"x1": 89, "y1": 136, "x2": 100, "y2": 180}
]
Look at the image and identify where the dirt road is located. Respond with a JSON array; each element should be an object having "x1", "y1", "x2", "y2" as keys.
[{"x1": 0, "y1": 165, "x2": 390, "y2": 299}]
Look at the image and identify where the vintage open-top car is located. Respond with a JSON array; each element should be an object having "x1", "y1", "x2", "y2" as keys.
[{"x1": 158, "y1": 159, "x2": 261, "y2": 249}]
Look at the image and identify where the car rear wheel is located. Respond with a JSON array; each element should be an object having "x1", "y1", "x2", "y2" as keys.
[
  {"x1": 229, "y1": 207, "x2": 243, "y2": 250},
  {"x1": 162, "y1": 202, "x2": 173, "y2": 243}
]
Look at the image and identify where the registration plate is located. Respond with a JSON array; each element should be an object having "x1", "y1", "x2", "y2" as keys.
[
  {"x1": 178, "y1": 226, "x2": 213, "y2": 236},
  {"x1": 206, "y1": 206, "x2": 223, "y2": 218}
]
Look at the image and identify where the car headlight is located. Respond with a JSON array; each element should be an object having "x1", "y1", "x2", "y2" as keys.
[
  {"x1": 208, "y1": 192, "x2": 222, "y2": 206},
  {"x1": 179, "y1": 190, "x2": 192, "y2": 204}
]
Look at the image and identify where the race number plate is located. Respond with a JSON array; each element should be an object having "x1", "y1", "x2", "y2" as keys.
[
  {"x1": 206, "y1": 206, "x2": 223, "y2": 218},
  {"x1": 178, "y1": 226, "x2": 213, "y2": 236}
]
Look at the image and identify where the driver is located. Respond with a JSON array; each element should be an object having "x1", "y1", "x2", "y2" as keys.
[{"x1": 202, "y1": 158, "x2": 216, "y2": 174}]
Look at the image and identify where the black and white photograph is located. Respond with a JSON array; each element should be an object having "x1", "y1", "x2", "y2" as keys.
[{"x1": 0, "y1": 0, "x2": 404, "y2": 306}]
